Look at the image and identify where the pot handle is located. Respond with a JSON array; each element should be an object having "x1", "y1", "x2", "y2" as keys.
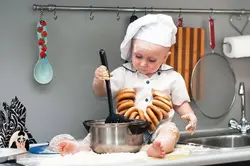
[
  {"x1": 128, "y1": 120, "x2": 151, "y2": 134},
  {"x1": 83, "y1": 121, "x2": 90, "y2": 132}
]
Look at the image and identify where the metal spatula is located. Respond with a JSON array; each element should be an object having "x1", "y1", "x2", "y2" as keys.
[{"x1": 99, "y1": 49, "x2": 131, "y2": 123}]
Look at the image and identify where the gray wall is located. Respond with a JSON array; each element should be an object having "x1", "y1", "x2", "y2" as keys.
[{"x1": 1, "y1": 0, "x2": 250, "y2": 142}]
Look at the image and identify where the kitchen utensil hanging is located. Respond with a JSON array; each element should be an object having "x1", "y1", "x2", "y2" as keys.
[
  {"x1": 229, "y1": 13, "x2": 249, "y2": 35},
  {"x1": 33, "y1": 9, "x2": 53, "y2": 84},
  {"x1": 190, "y1": 14, "x2": 236, "y2": 119},
  {"x1": 177, "y1": 8, "x2": 184, "y2": 27},
  {"x1": 130, "y1": 7, "x2": 138, "y2": 23}
]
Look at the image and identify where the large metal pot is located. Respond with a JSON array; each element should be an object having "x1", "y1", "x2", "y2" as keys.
[{"x1": 83, "y1": 119, "x2": 150, "y2": 154}]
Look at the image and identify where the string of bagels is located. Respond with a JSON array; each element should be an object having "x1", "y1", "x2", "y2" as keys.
[{"x1": 116, "y1": 88, "x2": 173, "y2": 131}]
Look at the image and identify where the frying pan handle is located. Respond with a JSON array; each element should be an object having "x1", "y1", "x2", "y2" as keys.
[{"x1": 209, "y1": 17, "x2": 215, "y2": 50}]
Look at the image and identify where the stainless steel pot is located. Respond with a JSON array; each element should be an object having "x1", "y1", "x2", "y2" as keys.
[{"x1": 83, "y1": 119, "x2": 150, "y2": 154}]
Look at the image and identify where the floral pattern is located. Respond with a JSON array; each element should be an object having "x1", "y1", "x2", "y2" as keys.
[{"x1": 37, "y1": 20, "x2": 48, "y2": 59}]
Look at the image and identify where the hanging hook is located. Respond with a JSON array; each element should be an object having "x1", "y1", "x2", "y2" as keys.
[
  {"x1": 178, "y1": 8, "x2": 182, "y2": 18},
  {"x1": 39, "y1": 5, "x2": 44, "y2": 20},
  {"x1": 130, "y1": 7, "x2": 138, "y2": 23},
  {"x1": 48, "y1": 4, "x2": 57, "y2": 20},
  {"x1": 89, "y1": 6, "x2": 94, "y2": 20},
  {"x1": 237, "y1": 9, "x2": 245, "y2": 20},
  {"x1": 132, "y1": 7, "x2": 136, "y2": 16},
  {"x1": 116, "y1": 6, "x2": 120, "y2": 21},
  {"x1": 229, "y1": 12, "x2": 249, "y2": 35},
  {"x1": 209, "y1": 8, "x2": 214, "y2": 18},
  {"x1": 53, "y1": 7, "x2": 58, "y2": 20},
  {"x1": 150, "y1": 7, "x2": 154, "y2": 14},
  {"x1": 144, "y1": 7, "x2": 147, "y2": 15}
]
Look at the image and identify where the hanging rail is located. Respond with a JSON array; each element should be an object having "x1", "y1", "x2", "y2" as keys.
[{"x1": 33, "y1": 4, "x2": 250, "y2": 14}]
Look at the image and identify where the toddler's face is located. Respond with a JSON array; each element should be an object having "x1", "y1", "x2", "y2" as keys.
[{"x1": 131, "y1": 39, "x2": 170, "y2": 77}]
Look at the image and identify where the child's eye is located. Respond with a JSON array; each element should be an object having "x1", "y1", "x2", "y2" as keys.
[
  {"x1": 135, "y1": 54, "x2": 143, "y2": 59},
  {"x1": 148, "y1": 59, "x2": 157, "y2": 63}
]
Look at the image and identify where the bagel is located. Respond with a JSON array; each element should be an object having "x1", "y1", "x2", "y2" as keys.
[
  {"x1": 117, "y1": 99, "x2": 134, "y2": 108},
  {"x1": 116, "y1": 92, "x2": 136, "y2": 102},
  {"x1": 137, "y1": 109, "x2": 146, "y2": 121},
  {"x1": 117, "y1": 100, "x2": 134, "y2": 112},
  {"x1": 146, "y1": 107, "x2": 160, "y2": 126},
  {"x1": 129, "y1": 111, "x2": 138, "y2": 119},
  {"x1": 124, "y1": 107, "x2": 138, "y2": 118},
  {"x1": 49, "y1": 134, "x2": 75, "y2": 152},
  {"x1": 117, "y1": 88, "x2": 136, "y2": 95},
  {"x1": 147, "y1": 105, "x2": 163, "y2": 121},
  {"x1": 152, "y1": 90, "x2": 171, "y2": 101},
  {"x1": 156, "y1": 107, "x2": 169, "y2": 119},
  {"x1": 152, "y1": 99, "x2": 171, "y2": 113},
  {"x1": 144, "y1": 112, "x2": 156, "y2": 131},
  {"x1": 154, "y1": 96, "x2": 173, "y2": 109},
  {"x1": 118, "y1": 109, "x2": 128, "y2": 115}
]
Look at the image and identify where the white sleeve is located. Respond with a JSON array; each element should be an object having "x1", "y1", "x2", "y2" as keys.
[
  {"x1": 110, "y1": 67, "x2": 125, "y2": 98},
  {"x1": 171, "y1": 73, "x2": 190, "y2": 105}
]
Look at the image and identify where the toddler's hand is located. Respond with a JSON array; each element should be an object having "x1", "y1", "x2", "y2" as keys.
[
  {"x1": 181, "y1": 113, "x2": 197, "y2": 134},
  {"x1": 94, "y1": 65, "x2": 111, "y2": 81},
  {"x1": 58, "y1": 140, "x2": 79, "y2": 156}
]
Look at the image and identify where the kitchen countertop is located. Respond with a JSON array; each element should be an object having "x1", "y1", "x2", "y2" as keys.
[{"x1": 16, "y1": 128, "x2": 250, "y2": 166}]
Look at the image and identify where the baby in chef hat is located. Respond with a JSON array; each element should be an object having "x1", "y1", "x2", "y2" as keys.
[{"x1": 58, "y1": 14, "x2": 197, "y2": 158}]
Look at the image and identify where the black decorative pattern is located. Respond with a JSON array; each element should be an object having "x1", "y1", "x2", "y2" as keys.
[
  {"x1": 0, "y1": 96, "x2": 37, "y2": 148},
  {"x1": 0, "y1": 109, "x2": 8, "y2": 148}
]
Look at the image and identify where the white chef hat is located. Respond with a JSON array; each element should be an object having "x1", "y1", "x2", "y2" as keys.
[{"x1": 120, "y1": 14, "x2": 177, "y2": 60}]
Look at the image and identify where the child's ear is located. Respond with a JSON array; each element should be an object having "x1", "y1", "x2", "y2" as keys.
[
  {"x1": 163, "y1": 51, "x2": 171, "y2": 62},
  {"x1": 167, "y1": 51, "x2": 171, "y2": 57}
]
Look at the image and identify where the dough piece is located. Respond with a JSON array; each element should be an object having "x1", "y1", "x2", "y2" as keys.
[{"x1": 49, "y1": 134, "x2": 75, "y2": 153}]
